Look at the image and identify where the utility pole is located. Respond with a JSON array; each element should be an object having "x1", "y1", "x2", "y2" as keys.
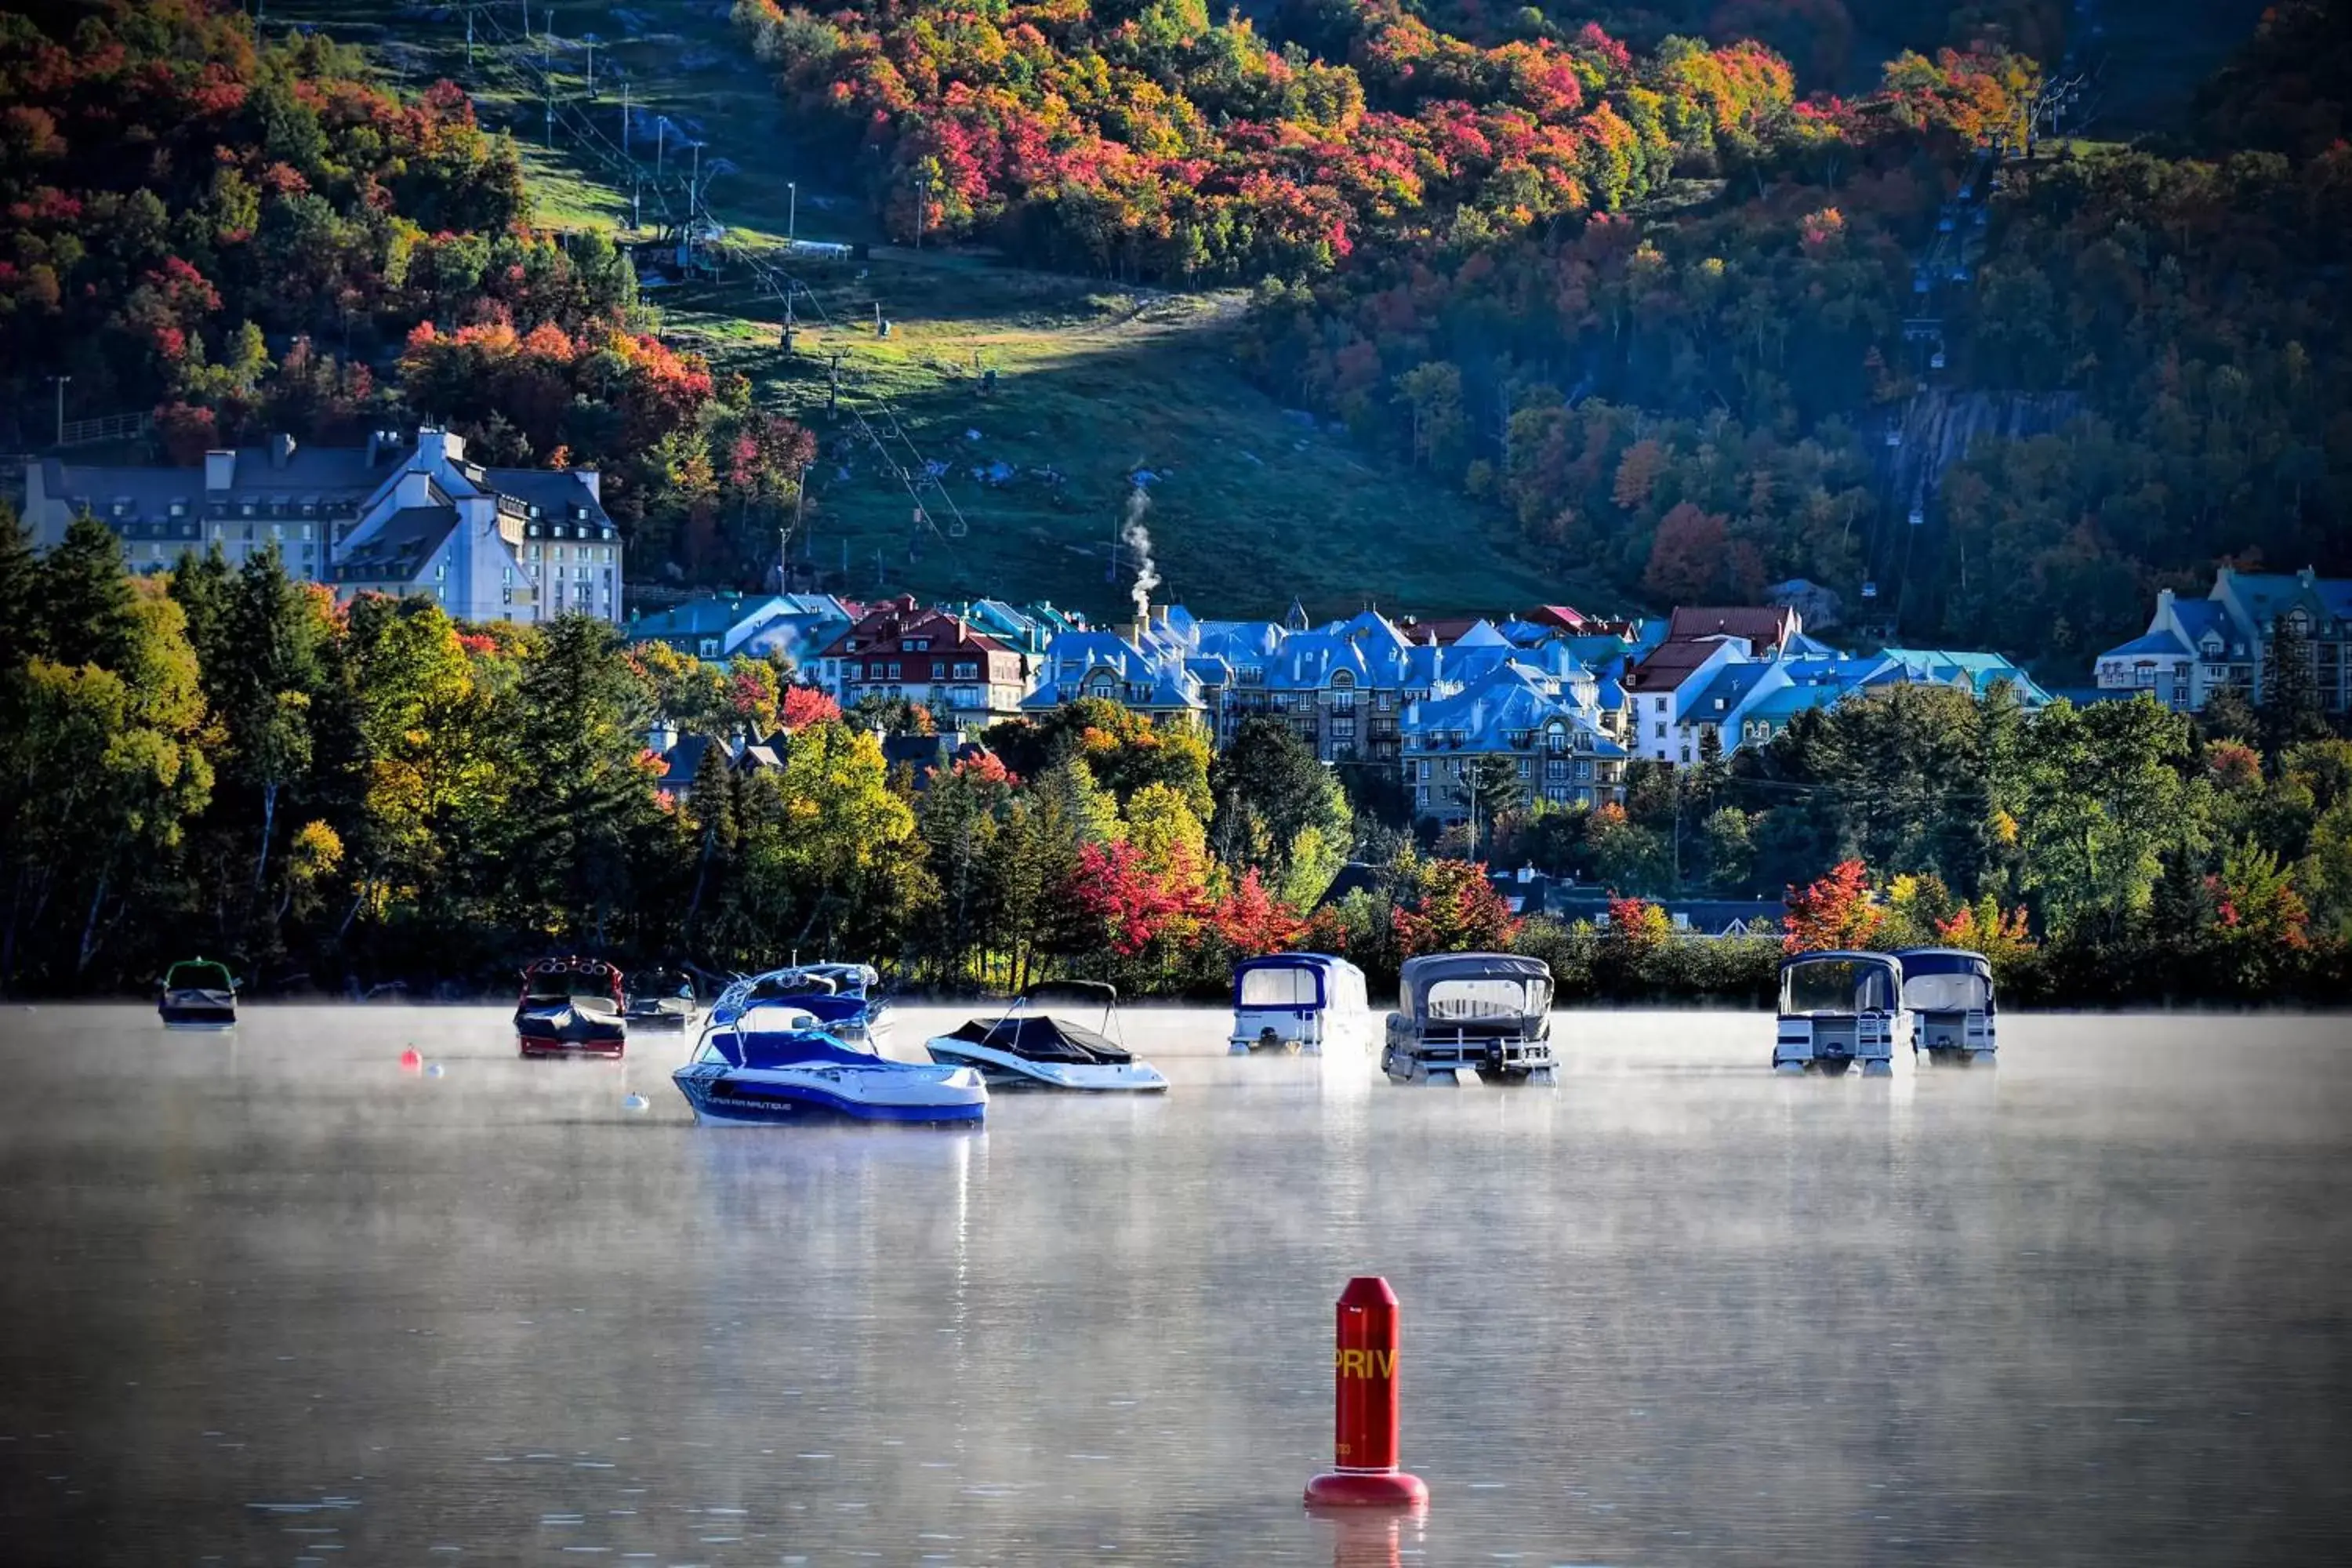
[
  {"x1": 787, "y1": 180, "x2": 797, "y2": 245},
  {"x1": 621, "y1": 81, "x2": 630, "y2": 154},
  {"x1": 655, "y1": 118, "x2": 665, "y2": 180},
  {"x1": 631, "y1": 173, "x2": 641, "y2": 230},
  {"x1": 915, "y1": 174, "x2": 931, "y2": 250},
  {"x1": 466, "y1": 4, "x2": 474, "y2": 63},
  {"x1": 47, "y1": 373, "x2": 69, "y2": 448},
  {"x1": 583, "y1": 39, "x2": 594, "y2": 95},
  {"x1": 690, "y1": 142, "x2": 702, "y2": 219}
]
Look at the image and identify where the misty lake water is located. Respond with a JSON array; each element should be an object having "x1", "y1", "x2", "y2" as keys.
[{"x1": 2, "y1": 1007, "x2": 2348, "y2": 1566}]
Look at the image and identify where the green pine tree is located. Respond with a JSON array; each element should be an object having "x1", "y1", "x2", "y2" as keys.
[{"x1": 36, "y1": 513, "x2": 138, "y2": 671}]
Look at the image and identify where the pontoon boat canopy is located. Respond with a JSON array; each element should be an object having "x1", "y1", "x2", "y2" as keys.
[
  {"x1": 1893, "y1": 947, "x2": 1994, "y2": 1012},
  {"x1": 1233, "y1": 953, "x2": 1355, "y2": 1009},
  {"x1": 1396, "y1": 953, "x2": 1552, "y2": 1022},
  {"x1": 1778, "y1": 950, "x2": 1901, "y2": 1014}
]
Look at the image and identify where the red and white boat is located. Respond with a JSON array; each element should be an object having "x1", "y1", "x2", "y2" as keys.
[{"x1": 515, "y1": 957, "x2": 628, "y2": 1058}]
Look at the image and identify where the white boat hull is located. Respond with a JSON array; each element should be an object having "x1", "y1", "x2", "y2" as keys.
[
  {"x1": 673, "y1": 1059, "x2": 986, "y2": 1124},
  {"x1": 923, "y1": 1036, "x2": 1168, "y2": 1093}
]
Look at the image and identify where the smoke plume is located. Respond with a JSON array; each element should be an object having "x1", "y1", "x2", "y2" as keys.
[{"x1": 1122, "y1": 482, "x2": 1159, "y2": 622}]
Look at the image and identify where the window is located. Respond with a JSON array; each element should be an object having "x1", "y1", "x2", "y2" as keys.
[
  {"x1": 1679, "y1": 746, "x2": 1691, "y2": 764},
  {"x1": 931, "y1": 661, "x2": 946, "y2": 680},
  {"x1": 1376, "y1": 690, "x2": 1393, "y2": 711},
  {"x1": 1515, "y1": 757, "x2": 1530, "y2": 776},
  {"x1": 907, "y1": 638, "x2": 929, "y2": 652},
  {"x1": 1417, "y1": 760, "x2": 1430, "y2": 781},
  {"x1": 848, "y1": 662, "x2": 863, "y2": 680},
  {"x1": 953, "y1": 661, "x2": 978, "y2": 680},
  {"x1": 700, "y1": 638, "x2": 720, "y2": 658},
  {"x1": 1332, "y1": 717, "x2": 1356, "y2": 739},
  {"x1": 1654, "y1": 722, "x2": 1666, "y2": 739},
  {"x1": 887, "y1": 662, "x2": 902, "y2": 680}
]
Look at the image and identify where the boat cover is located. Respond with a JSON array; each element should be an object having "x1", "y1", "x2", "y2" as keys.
[
  {"x1": 944, "y1": 1014, "x2": 1132, "y2": 1065},
  {"x1": 1395, "y1": 953, "x2": 1552, "y2": 1023}
]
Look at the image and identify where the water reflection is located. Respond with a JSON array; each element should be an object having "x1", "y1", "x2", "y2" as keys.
[{"x1": 0, "y1": 1006, "x2": 2347, "y2": 1564}]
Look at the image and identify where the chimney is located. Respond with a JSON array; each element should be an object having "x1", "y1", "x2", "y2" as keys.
[
  {"x1": 203, "y1": 449, "x2": 235, "y2": 492},
  {"x1": 269, "y1": 432, "x2": 296, "y2": 470}
]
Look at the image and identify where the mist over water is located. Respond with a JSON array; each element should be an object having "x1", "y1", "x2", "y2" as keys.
[{"x1": 2, "y1": 1005, "x2": 2349, "y2": 1564}]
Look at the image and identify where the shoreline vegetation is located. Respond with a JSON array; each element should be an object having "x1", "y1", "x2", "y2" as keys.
[{"x1": 2, "y1": 510, "x2": 2347, "y2": 1008}]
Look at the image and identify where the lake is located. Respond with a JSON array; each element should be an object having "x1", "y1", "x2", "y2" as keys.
[{"x1": 2, "y1": 1005, "x2": 2347, "y2": 1565}]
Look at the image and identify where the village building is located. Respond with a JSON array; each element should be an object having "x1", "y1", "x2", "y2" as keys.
[
  {"x1": 812, "y1": 595, "x2": 1030, "y2": 731},
  {"x1": 24, "y1": 426, "x2": 622, "y2": 623},
  {"x1": 2095, "y1": 568, "x2": 2351, "y2": 714}
]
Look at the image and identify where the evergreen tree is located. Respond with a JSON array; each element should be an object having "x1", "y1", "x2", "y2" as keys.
[
  {"x1": 35, "y1": 514, "x2": 139, "y2": 671},
  {"x1": 504, "y1": 615, "x2": 654, "y2": 946},
  {"x1": 0, "y1": 499, "x2": 36, "y2": 673},
  {"x1": 1210, "y1": 715, "x2": 1348, "y2": 880},
  {"x1": 2259, "y1": 618, "x2": 2328, "y2": 764},
  {"x1": 167, "y1": 544, "x2": 235, "y2": 681}
]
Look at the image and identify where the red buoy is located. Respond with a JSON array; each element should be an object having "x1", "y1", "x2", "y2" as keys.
[
  {"x1": 398, "y1": 1047, "x2": 423, "y2": 1072},
  {"x1": 1303, "y1": 1276, "x2": 1428, "y2": 1508}
]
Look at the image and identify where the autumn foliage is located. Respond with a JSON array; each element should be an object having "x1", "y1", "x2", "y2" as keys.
[{"x1": 1782, "y1": 858, "x2": 1884, "y2": 953}]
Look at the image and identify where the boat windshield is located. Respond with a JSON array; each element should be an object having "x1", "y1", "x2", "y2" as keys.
[
  {"x1": 524, "y1": 969, "x2": 616, "y2": 1003},
  {"x1": 165, "y1": 960, "x2": 234, "y2": 992},
  {"x1": 1904, "y1": 971, "x2": 1991, "y2": 1012},
  {"x1": 1238, "y1": 964, "x2": 1323, "y2": 1009},
  {"x1": 1782, "y1": 960, "x2": 1896, "y2": 1015},
  {"x1": 1425, "y1": 977, "x2": 1543, "y2": 1022}
]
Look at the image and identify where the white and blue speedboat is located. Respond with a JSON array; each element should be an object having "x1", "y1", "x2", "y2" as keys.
[
  {"x1": 707, "y1": 963, "x2": 894, "y2": 1049},
  {"x1": 924, "y1": 981, "x2": 1168, "y2": 1093},
  {"x1": 673, "y1": 1004, "x2": 986, "y2": 1125}
]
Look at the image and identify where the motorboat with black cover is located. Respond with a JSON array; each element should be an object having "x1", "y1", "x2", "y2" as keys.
[
  {"x1": 924, "y1": 981, "x2": 1168, "y2": 1092},
  {"x1": 673, "y1": 1004, "x2": 986, "y2": 1124},
  {"x1": 1893, "y1": 947, "x2": 1995, "y2": 1065},
  {"x1": 706, "y1": 963, "x2": 893, "y2": 1047},
  {"x1": 1382, "y1": 953, "x2": 1556, "y2": 1085},
  {"x1": 158, "y1": 958, "x2": 238, "y2": 1029},
  {"x1": 516, "y1": 956, "x2": 627, "y2": 1058},
  {"x1": 623, "y1": 967, "x2": 699, "y2": 1030},
  {"x1": 1774, "y1": 950, "x2": 1908, "y2": 1076}
]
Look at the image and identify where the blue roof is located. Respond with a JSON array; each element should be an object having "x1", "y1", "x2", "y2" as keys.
[
  {"x1": 1689, "y1": 661, "x2": 1774, "y2": 718},
  {"x1": 627, "y1": 594, "x2": 786, "y2": 641},
  {"x1": 1403, "y1": 665, "x2": 1624, "y2": 757},
  {"x1": 2099, "y1": 629, "x2": 2194, "y2": 659}
]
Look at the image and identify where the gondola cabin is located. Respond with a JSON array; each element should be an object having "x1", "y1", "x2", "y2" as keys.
[
  {"x1": 1894, "y1": 947, "x2": 1996, "y2": 1066},
  {"x1": 158, "y1": 958, "x2": 238, "y2": 1029},
  {"x1": 1228, "y1": 953, "x2": 1372, "y2": 1058},
  {"x1": 1775, "y1": 951, "x2": 1907, "y2": 1076}
]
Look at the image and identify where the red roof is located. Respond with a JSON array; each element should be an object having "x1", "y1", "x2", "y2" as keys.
[
  {"x1": 1625, "y1": 641, "x2": 1724, "y2": 693},
  {"x1": 1664, "y1": 605, "x2": 1796, "y2": 651},
  {"x1": 818, "y1": 599, "x2": 1015, "y2": 662}
]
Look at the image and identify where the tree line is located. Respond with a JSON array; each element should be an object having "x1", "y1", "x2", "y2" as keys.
[{"x1": 2, "y1": 509, "x2": 2343, "y2": 1003}]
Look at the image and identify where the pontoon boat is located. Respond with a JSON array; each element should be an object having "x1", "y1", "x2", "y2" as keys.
[
  {"x1": 1775, "y1": 951, "x2": 1907, "y2": 1076},
  {"x1": 158, "y1": 958, "x2": 238, "y2": 1029},
  {"x1": 516, "y1": 957, "x2": 627, "y2": 1058},
  {"x1": 623, "y1": 967, "x2": 699, "y2": 1031},
  {"x1": 1382, "y1": 953, "x2": 1556, "y2": 1085},
  {"x1": 925, "y1": 981, "x2": 1168, "y2": 1092},
  {"x1": 1229, "y1": 953, "x2": 1373, "y2": 1058},
  {"x1": 673, "y1": 1004, "x2": 986, "y2": 1124},
  {"x1": 1894, "y1": 947, "x2": 1996, "y2": 1065}
]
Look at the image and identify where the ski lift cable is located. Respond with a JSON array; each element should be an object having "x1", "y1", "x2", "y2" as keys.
[{"x1": 470, "y1": 10, "x2": 971, "y2": 557}]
